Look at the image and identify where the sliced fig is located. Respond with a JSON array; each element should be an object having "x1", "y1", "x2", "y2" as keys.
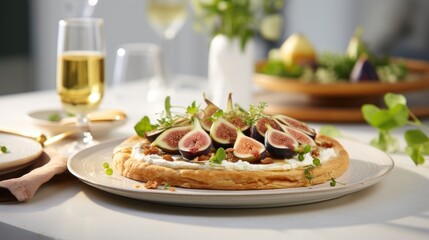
[
  {"x1": 233, "y1": 130, "x2": 266, "y2": 163},
  {"x1": 251, "y1": 117, "x2": 282, "y2": 143},
  {"x1": 226, "y1": 115, "x2": 250, "y2": 136},
  {"x1": 273, "y1": 115, "x2": 316, "y2": 139},
  {"x1": 145, "y1": 129, "x2": 164, "y2": 143},
  {"x1": 151, "y1": 125, "x2": 193, "y2": 154},
  {"x1": 178, "y1": 119, "x2": 212, "y2": 160},
  {"x1": 280, "y1": 125, "x2": 317, "y2": 147},
  {"x1": 265, "y1": 127, "x2": 299, "y2": 158},
  {"x1": 350, "y1": 56, "x2": 379, "y2": 82},
  {"x1": 200, "y1": 96, "x2": 220, "y2": 132},
  {"x1": 210, "y1": 117, "x2": 238, "y2": 148}
]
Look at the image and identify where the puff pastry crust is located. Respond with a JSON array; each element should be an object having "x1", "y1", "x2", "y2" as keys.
[{"x1": 112, "y1": 135, "x2": 349, "y2": 190}]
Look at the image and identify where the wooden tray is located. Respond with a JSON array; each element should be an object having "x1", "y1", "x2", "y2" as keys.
[
  {"x1": 254, "y1": 58, "x2": 429, "y2": 97},
  {"x1": 254, "y1": 90, "x2": 429, "y2": 122},
  {"x1": 253, "y1": 58, "x2": 429, "y2": 122}
]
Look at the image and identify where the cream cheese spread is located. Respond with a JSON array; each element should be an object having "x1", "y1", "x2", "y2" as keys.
[{"x1": 131, "y1": 143, "x2": 337, "y2": 171}]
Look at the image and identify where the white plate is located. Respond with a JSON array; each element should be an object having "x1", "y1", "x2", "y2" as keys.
[
  {"x1": 68, "y1": 138, "x2": 394, "y2": 208},
  {"x1": 0, "y1": 133, "x2": 43, "y2": 174},
  {"x1": 26, "y1": 109, "x2": 127, "y2": 137}
]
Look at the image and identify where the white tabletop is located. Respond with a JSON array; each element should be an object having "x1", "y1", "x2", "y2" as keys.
[{"x1": 1, "y1": 79, "x2": 429, "y2": 240}]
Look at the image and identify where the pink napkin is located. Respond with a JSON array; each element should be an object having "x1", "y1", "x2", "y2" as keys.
[{"x1": 0, "y1": 147, "x2": 68, "y2": 201}]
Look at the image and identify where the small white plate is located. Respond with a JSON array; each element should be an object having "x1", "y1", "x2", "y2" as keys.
[
  {"x1": 26, "y1": 109, "x2": 127, "y2": 137},
  {"x1": 68, "y1": 138, "x2": 394, "y2": 208},
  {"x1": 0, "y1": 133, "x2": 43, "y2": 174}
]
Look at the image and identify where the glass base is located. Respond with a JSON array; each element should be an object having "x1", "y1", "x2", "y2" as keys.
[{"x1": 59, "y1": 139, "x2": 99, "y2": 157}]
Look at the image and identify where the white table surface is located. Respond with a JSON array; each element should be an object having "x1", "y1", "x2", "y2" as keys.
[{"x1": 1, "y1": 79, "x2": 429, "y2": 240}]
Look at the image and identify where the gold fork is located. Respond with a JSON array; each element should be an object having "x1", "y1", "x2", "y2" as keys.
[{"x1": 0, "y1": 129, "x2": 75, "y2": 147}]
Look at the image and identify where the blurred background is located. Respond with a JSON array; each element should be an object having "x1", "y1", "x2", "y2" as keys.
[{"x1": 1, "y1": 0, "x2": 428, "y2": 96}]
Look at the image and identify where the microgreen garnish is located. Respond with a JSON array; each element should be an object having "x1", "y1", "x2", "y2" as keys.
[
  {"x1": 186, "y1": 101, "x2": 199, "y2": 116},
  {"x1": 1, "y1": 145, "x2": 8, "y2": 153},
  {"x1": 296, "y1": 144, "x2": 312, "y2": 162},
  {"x1": 362, "y1": 92, "x2": 429, "y2": 165},
  {"x1": 163, "y1": 183, "x2": 171, "y2": 190},
  {"x1": 209, "y1": 109, "x2": 224, "y2": 122},
  {"x1": 210, "y1": 148, "x2": 226, "y2": 164},
  {"x1": 164, "y1": 96, "x2": 172, "y2": 118},
  {"x1": 102, "y1": 162, "x2": 113, "y2": 176},
  {"x1": 312, "y1": 158, "x2": 321, "y2": 166},
  {"x1": 304, "y1": 165, "x2": 315, "y2": 183},
  {"x1": 240, "y1": 102, "x2": 267, "y2": 126},
  {"x1": 329, "y1": 178, "x2": 337, "y2": 187}
]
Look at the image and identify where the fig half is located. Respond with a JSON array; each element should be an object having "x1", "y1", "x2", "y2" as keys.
[
  {"x1": 145, "y1": 129, "x2": 164, "y2": 143},
  {"x1": 178, "y1": 119, "x2": 212, "y2": 160},
  {"x1": 233, "y1": 130, "x2": 266, "y2": 163},
  {"x1": 210, "y1": 117, "x2": 237, "y2": 148},
  {"x1": 273, "y1": 115, "x2": 316, "y2": 139},
  {"x1": 279, "y1": 125, "x2": 317, "y2": 147},
  {"x1": 151, "y1": 125, "x2": 193, "y2": 154},
  {"x1": 251, "y1": 117, "x2": 282, "y2": 143},
  {"x1": 265, "y1": 127, "x2": 299, "y2": 158}
]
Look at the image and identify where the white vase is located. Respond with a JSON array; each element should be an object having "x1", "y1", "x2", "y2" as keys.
[{"x1": 208, "y1": 34, "x2": 254, "y2": 108}]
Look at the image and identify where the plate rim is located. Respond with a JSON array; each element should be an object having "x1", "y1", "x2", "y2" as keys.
[
  {"x1": 67, "y1": 137, "x2": 394, "y2": 207},
  {"x1": 0, "y1": 133, "x2": 43, "y2": 172}
]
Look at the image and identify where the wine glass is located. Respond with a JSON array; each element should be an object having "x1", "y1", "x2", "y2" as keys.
[
  {"x1": 56, "y1": 18, "x2": 105, "y2": 154},
  {"x1": 112, "y1": 43, "x2": 165, "y2": 103},
  {"x1": 145, "y1": 0, "x2": 188, "y2": 89}
]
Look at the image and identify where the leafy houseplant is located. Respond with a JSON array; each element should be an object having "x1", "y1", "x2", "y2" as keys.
[
  {"x1": 191, "y1": 0, "x2": 284, "y2": 107},
  {"x1": 192, "y1": 0, "x2": 284, "y2": 50}
]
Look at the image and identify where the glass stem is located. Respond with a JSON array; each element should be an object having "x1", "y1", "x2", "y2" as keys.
[{"x1": 77, "y1": 114, "x2": 93, "y2": 145}]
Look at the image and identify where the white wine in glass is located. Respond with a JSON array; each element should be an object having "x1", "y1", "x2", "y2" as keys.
[
  {"x1": 146, "y1": 0, "x2": 187, "y2": 90},
  {"x1": 146, "y1": 0, "x2": 187, "y2": 40},
  {"x1": 56, "y1": 18, "x2": 105, "y2": 154}
]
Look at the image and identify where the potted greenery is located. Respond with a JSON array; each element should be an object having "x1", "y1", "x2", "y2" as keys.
[{"x1": 192, "y1": 0, "x2": 284, "y2": 107}]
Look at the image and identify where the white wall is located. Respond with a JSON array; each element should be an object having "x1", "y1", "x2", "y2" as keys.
[
  {"x1": 29, "y1": 0, "x2": 427, "y2": 92},
  {"x1": 30, "y1": 0, "x2": 209, "y2": 91}
]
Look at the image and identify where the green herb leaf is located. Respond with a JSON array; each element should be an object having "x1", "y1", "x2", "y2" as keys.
[
  {"x1": 405, "y1": 146, "x2": 425, "y2": 165},
  {"x1": 404, "y1": 129, "x2": 429, "y2": 165},
  {"x1": 134, "y1": 116, "x2": 158, "y2": 137},
  {"x1": 210, "y1": 147, "x2": 226, "y2": 164},
  {"x1": 404, "y1": 129, "x2": 429, "y2": 146},
  {"x1": 186, "y1": 101, "x2": 199, "y2": 116},
  {"x1": 163, "y1": 183, "x2": 171, "y2": 190},
  {"x1": 384, "y1": 92, "x2": 407, "y2": 109},
  {"x1": 362, "y1": 103, "x2": 408, "y2": 131}
]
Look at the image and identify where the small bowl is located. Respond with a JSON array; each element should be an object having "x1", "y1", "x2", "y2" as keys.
[{"x1": 26, "y1": 109, "x2": 127, "y2": 137}]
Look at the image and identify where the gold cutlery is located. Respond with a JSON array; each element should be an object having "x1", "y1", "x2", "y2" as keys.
[{"x1": 0, "y1": 129, "x2": 75, "y2": 147}]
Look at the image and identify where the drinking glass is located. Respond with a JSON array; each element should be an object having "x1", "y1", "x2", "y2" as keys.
[
  {"x1": 145, "y1": 0, "x2": 188, "y2": 88},
  {"x1": 56, "y1": 18, "x2": 105, "y2": 154},
  {"x1": 112, "y1": 43, "x2": 164, "y2": 103}
]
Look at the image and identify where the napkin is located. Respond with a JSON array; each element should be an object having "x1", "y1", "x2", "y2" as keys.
[{"x1": 0, "y1": 147, "x2": 68, "y2": 201}]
